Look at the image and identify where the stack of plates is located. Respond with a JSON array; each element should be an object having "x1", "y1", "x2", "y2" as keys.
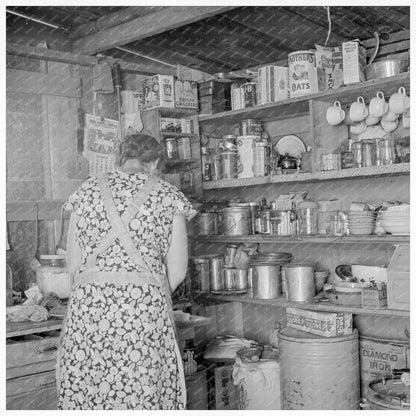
[
  {"x1": 251, "y1": 252, "x2": 293, "y2": 265},
  {"x1": 379, "y1": 205, "x2": 410, "y2": 235},
  {"x1": 347, "y1": 211, "x2": 377, "y2": 235}
]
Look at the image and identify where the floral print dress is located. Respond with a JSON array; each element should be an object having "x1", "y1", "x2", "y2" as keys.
[{"x1": 57, "y1": 171, "x2": 196, "y2": 410}]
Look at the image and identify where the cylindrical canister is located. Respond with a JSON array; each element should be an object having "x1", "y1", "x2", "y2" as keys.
[
  {"x1": 186, "y1": 368, "x2": 209, "y2": 410},
  {"x1": 192, "y1": 257, "x2": 210, "y2": 293},
  {"x1": 297, "y1": 200, "x2": 318, "y2": 235},
  {"x1": 236, "y1": 135, "x2": 256, "y2": 179},
  {"x1": 278, "y1": 327, "x2": 360, "y2": 410},
  {"x1": 220, "y1": 149, "x2": 238, "y2": 179},
  {"x1": 223, "y1": 267, "x2": 236, "y2": 290},
  {"x1": 239, "y1": 119, "x2": 262, "y2": 136},
  {"x1": 195, "y1": 212, "x2": 218, "y2": 236},
  {"x1": 352, "y1": 141, "x2": 363, "y2": 168},
  {"x1": 251, "y1": 264, "x2": 281, "y2": 299},
  {"x1": 283, "y1": 263, "x2": 315, "y2": 302},
  {"x1": 288, "y1": 50, "x2": 317, "y2": 98},
  {"x1": 223, "y1": 207, "x2": 251, "y2": 236},
  {"x1": 209, "y1": 255, "x2": 224, "y2": 291},
  {"x1": 362, "y1": 139, "x2": 375, "y2": 167},
  {"x1": 177, "y1": 137, "x2": 192, "y2": 159},
  {"x1": 234, "y1": 269, "x2": 248, "y2": 290}
]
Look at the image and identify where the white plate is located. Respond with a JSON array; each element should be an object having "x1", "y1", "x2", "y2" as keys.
[{"x1": 274, "y1": 135, "x2": 306, "y2": 158}]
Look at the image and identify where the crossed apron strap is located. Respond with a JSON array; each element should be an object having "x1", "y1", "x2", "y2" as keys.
[{"x1": 84, "y1": 174, "x2": 160, "y2": 271}]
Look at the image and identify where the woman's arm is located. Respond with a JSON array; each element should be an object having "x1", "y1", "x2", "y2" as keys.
[
  {"x1": 66, "y1": 212, "x2": 82, "y2": 275},
  {"x1": 166, "y1": 215, "x2": 189, "y2": 293}
]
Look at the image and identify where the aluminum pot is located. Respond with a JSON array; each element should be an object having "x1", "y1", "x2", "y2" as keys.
[
  {"x1": 364, "y1": 60, "x2": 409, "y2": 81},
  {"x1": 283, "y1": 263, "x2": 315, "y2": 302},
  {"x1": 251, "y1": 263, "x2": 281, "y2": 299}
]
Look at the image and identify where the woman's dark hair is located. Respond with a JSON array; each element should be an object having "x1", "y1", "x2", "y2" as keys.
[{"x1": 118, "y1": 134, "x2": 165, "y2": 166}]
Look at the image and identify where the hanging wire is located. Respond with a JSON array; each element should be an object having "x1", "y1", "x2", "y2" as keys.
[{"x1": 324, "y1": 6, "x2": 332, "y2": 46}]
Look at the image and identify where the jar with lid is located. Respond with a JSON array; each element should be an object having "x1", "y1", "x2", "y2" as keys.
[
  {"x1": 239, "y1": 119, "x2": 262, "y2": 136},
  {"x1": 36, "y1": 255, "x2": 72, "y2": 299},
  {"x1": 253, "y1": 141, "x2": 268, "y2": 177},
  {"x1": 220, "y1": 148, "x2": 238, "y2": 179},
  {"x1": 297, "y1": 200, "x2": 319, "y2": 235},
  {"x1": 361, "y1": 140, "x2": 375, "y2": 167},
  {"x1": 165, "y1": 137, "x2": 178, "y2": 159}
]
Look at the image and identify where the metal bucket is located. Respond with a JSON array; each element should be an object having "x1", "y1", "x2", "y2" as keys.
[
  {"x1": 359, "y1": 335, "x2": 409, "y2": 396},
  {"x1": 223, "y1": 207, "x2": 251, "y2": 236},
  {"x1": 282, "y1": 263, "x2": 315, "y2": 302},
  {"x1": 278, "y1": 327, "x2": 360, "y2": 410},
  {"x1": 251, "y1": 263, "x2": 281, "y2": 299}
]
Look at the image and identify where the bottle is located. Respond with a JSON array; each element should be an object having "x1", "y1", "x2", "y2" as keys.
[
  {"x1": 260, "y1": 199, "x2": 271, "y2": 234},
  {"x1": 254, "y1": 201, "x2": 262, "y2": 234}
]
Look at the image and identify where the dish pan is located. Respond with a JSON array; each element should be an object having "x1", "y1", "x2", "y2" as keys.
[{"x1": 274, "y1": 134, "x2": 306, "y2": 158}]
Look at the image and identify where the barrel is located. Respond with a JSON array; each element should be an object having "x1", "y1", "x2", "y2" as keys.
[
  {"x1": 278, "y1": 327, "x2": 360, "y2": 410},
  {"x1": 186, "y1": 367, "x2": 208, "y2": 410}
]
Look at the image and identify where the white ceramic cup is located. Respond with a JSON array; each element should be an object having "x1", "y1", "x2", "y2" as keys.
[
  {"x1": 350, "y1": 121, "x2": 367, "y2": 135},
  {"x1": 349, "y1": 96, "x2": 368, "y2": 122},
  {"x1": 381, "y1": 110, "x2": 399, "y2": 122},
  {"x1": 369, "y1": 91, "x2": 389, "y2": 118},
  {"x1": 381, "y1": 118, "x2": 399, "y2": 133},
  {"x1": 365, "y1": 113, "x2": 380, "y2": 126},
  {"x1": 389, "y1": 87, "x2": 410, "y2": 114},
  {"x1": 326, "y1": 101, "x2": 346, "y2": 126}
]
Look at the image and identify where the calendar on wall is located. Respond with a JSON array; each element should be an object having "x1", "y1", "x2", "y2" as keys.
[{"x1": 84, "y1": 114, "x2": 119, "y2": 176}]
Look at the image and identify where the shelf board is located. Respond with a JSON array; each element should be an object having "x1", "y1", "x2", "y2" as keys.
[
  {"x1": 198, "y1": 72, "x2": 410, "y2": 125},
  {"x1": 143, "y1": 107, "x2": 198, "y2": 118},
  {"x1": 160, "y1": 132, "x2": 197, "y2": 138},
  {"x1": 165, "y1": 158, "x2": 201, "y2": 168},
  {"x1": 195, "y1": 234, "x2": 410, "y2": 244},
  {"x1": 196, "y1": 293, "x2": 409, "y2": 317},
  {"x1": 6, "y1": 318, "x2": 63, "y2": 338},
  {"x1": 202, "y1": 163, "x2": 410, "y2": 189}
]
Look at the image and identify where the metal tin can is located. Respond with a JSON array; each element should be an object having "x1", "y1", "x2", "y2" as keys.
[
  {"x1": 195, "y1": 212, "x2": 218, "y2": 236},
  {"x1": 234, "y1": 269, "x2": 248, "y2": 290},
  {"x1": 352, "y1": 141, "x2": 363, "y2": 168},
  {"x1": 288, "y1": 50, "x2": 317, "y2": 98},
  {"x1": 192, "y1": 257, "x2": 210, "y2": 292},
  {"x1": 243, "y1": 82, "x2": 258, "y2": 108},
  {"x1": 165, "y1": 138, "x2": 178, "y2": 159},
  {"x1": 239, "y1": 119, "x2": 262, "y2": 136},
  {"x1": 223, "y1": 268, "x2": 236, "y2": 290},
  {"x1": 223, "y1": 206, "x2": 251, "y2": 236},
  {"x1": 209, "y1": 255, "x2": 224, "y2": 291},
  {"x1": 177, "y1": 137, "x2": 192, "y2": 159}
]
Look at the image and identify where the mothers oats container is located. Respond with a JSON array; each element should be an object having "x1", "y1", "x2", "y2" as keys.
[{"x1": 288, "y1": 51, "x2": 317, "y2": 98}]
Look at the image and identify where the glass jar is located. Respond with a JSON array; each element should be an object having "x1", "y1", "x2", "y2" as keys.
[
  {"x1": 165, "y1": 138, "x2": 178, "y2": 159},
  {"x1": 220, "y1": 149, "x2": 238, "y2": 179},
  {"x1": 297, "y1": 200, "x2": 319, "y2": 235},
  {"x1": 362, "y1": 140, "x2": 375, "y2": 167},
  {"x1": 36, "y1": 255, "x2": 72, "y2": 299}
]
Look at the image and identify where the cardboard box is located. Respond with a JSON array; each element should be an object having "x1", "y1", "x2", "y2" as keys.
[
  {"x1": 142, "y1": 74, "x2": 174, "y2": 109},
  {"x1": 317, "y1": 199, "x2": 342, "y2": 212},
  {"x1": 198, "y1": 81, "x2": 231, "y2": 114},
  {"x1": 342, "y1": 41, "x2": 366, "y2": 85},
  {"x1": 387, "y1": 244, "x2": 410, "y2": 310},
  {"x1": 361, "y1": 283, "x2": 387, "y2": 309},
  {"x1": 214, "y1": 364, "x2": 239, "y2": 410},
  {"x1": 231, "y1": 82, "x2": 244, "y2": 110},
  {"x1": 315, "y1": 45, "x2": 344, "y2": 91},
  {"x1": 286, "y1": 307, "x2": 353, "y2": 337},
  {"x1": 258, "y1": 65, "x2": 289, "y2": 104},
  {"x1": 174, "y1": 79, "x2": 198, "y2": 109}
]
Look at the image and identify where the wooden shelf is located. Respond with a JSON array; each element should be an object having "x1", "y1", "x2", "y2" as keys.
[
  {"x1": 143, "y1": 107, "x2": 198, "y2": 118},
  {"x1": 161, "y1": 132, "x2": 197, "y2": 138},
  {"x1": 202, "y1": 163, "x2": 410, "y2": 190},
  {"x1": 198, "y1": 73, "x2": 410, "y2": 125},
  {"x1": 195, "y1": 234, "x2": 410, "y2": 244},
  {"x1": 196, "y1": 293, "x2": 410, "y2": 317},
  {"x1": 6, "y1": 318, "x2": 63, "y2": 338},
  {"x1": 165, "y1": 158, "x2": 201, "y2": 168}
]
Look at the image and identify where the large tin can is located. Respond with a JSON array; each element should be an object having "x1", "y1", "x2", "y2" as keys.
[
  {"x1": 209, "y1": 255, "x2": 224, "y2": 291},
  {"x1": 236, "y1": 135, "x2": 256, "y2": 179},
  {"x1": 288, "y1": 50, "x2": 317, "y2": 98},
  {"x1": 177, "y1": 137, "x2": 192, "y2": 159},
  {"x1": 243, "y1": 82, "x2": 258, "y2": 108},
  {"x1": 223, "y1": 206, "x2": 251, "y2": 236},
  {"x1": 195, "y1": 212, "x2": 218, "y2": 236},
  {"x1": 192, "y1": 257, "x2": 210, "y2": 293}
]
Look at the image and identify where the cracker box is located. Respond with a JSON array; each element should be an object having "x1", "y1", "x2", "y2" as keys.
[
  {"x1": 214, "y1": 364, "x2": 239, "y2": 410},
  {"x1": 286, "y1": 307, "x2": 353, "y2": 337},
  {"x1": 142, "y1": 74, "x2": 174, "y2": 109},
  {"x1": 361, "y1": 283, "x2": 387, "y2": 309},
  {"x1": 258, "y1": 65, "x2": 289, "y2": 104},
  {"x1": 174, "y1": 79, "x2": 198, "y2": 109},
  {"x1": 342, "y1": 41, "x2": 366, "y2": 85}
]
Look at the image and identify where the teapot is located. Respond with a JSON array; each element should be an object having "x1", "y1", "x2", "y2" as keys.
[{"x1": 278, "y1": 153, "x2": 297, "y2": 169}]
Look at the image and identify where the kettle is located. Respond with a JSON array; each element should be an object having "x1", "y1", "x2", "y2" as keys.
[{"x1": 278, "y1": 153, "x2": 297, "y2": 169}]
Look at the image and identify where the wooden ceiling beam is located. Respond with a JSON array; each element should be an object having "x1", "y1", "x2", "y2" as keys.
[
  {"x1": 71, "y1": 6, "x2": 238, "y2": 56},
  {"x1": 69, "y1": 6, "x2": 167, "y2": 39}
]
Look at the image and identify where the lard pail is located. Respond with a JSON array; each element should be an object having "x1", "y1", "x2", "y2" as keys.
[
  {"x1": 223, "y1": 207, "x2": 251, "y2": 236},
  {"x1": 288, "y1": 50, "x2": 317, "y2": 98},
  {"x1": 278, "y1": 327, "x2": 360, "y2": 410}
]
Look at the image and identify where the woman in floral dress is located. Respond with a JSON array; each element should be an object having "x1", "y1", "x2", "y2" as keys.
[{"x1": 57, "y1": 134, "x2": 196, "y2": 410}]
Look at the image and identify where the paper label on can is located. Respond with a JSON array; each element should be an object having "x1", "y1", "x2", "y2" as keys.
[{"x1": 288, "y1": 52, "x2": 318, "y2": 98}]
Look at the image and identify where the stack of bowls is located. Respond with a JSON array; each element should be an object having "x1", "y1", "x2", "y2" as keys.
[
  {"x1": 347, "y1": 211, "x2": 377, "y2": 235},
  {"x1": 378, "y1": 205, "x2": 410, "y2": 235}
]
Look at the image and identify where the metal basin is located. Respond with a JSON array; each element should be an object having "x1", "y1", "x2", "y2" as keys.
[{"x1": 364, "y1": 60, "x2": 409, "y2": 80}]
